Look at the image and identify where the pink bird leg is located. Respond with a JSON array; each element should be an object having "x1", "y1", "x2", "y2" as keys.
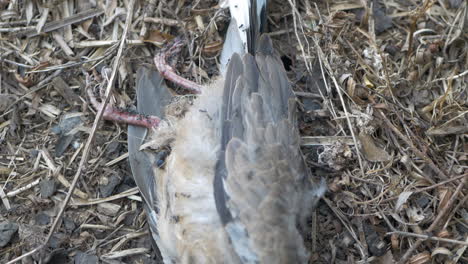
[
  {"x1": 154, "y1": 38, "x2": 202, "y2": 94},
  {"x1": 87, "y1": 38, "x2": 202, "y2": 128},
  {"x1": 87, "y1": 88, "x2": 161, "y2": 129}
]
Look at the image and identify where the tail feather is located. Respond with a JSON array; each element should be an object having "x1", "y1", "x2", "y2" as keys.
[{"x1": 220, "y1": 0, "x2": 268, "y2": 74}]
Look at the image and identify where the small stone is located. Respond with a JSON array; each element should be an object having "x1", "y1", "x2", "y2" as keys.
[
  {"x1": 35, "y1": 212, "x2": 51, "y2": 225},
  {"x1": 416, "y1": 195, "x2": 430, "y2": 208},
  {"x1": 384, "y1": 44, "x2": 398, "y2": 56},
  {"x1": 364, "y1": 223, "x2": 387, "y2": 257},
  {"x1": 0, "y1": 221, "x2": 19, "y2": 247},
  {"x1": 97, "y1": 202, "x2": 121, "y2": 217},
  {"x1": 40, "y1": 179, "x2": 56, "y2": 198},
  {"x1": 74, "y1": 251, "x2": 99, "y2": 264},
  {"x1": 49, "y1": 232, "x2": 66, "y2": 249},
  {"x1": 99, "y1": 174, "x2": 122, "y2": 197},
  {"x1": 64, "y1": 217, "x2": 76, "y2": 233},
  {"x1": 302, "y1": 98, "x2": 321, "y2": 112}
]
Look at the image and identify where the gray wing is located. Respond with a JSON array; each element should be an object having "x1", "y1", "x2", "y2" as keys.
[
  {"x1": 214, "y1": 0, "x2": 269, "y2": 224},
  {"x1": 214, "y1": 35, "x2": 324, "y2": 263},
  {"x1": 128, "y1": 67, "x2": 172, "y2": 239}
]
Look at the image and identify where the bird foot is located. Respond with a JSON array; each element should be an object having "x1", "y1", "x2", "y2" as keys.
[
  {"x1": 86, "y1": 82, "x2": 161, "y2": 129},
  {"x1": 87, "y1": 38, "x2": 201, "y2": 129},
  {"x1": 154, "y1": 37, "x2": 203, "y2": 94}
]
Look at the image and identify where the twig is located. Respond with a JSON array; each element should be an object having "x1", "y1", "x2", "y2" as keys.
[
  {"x1": 0, "y1": 26, "x2": 35, "y2": 33},
  {"x1": 301, "y1": 136, "x2": 355, "y2": 146},
  {"x1": 387, "y1": 231, "x2": 468, "y2": 246},
  {"x1": 442, "y1": 191, "x2": 468, "y2": 230},
  {"x1": 144, "y1": 16, "x2": 183, "y2": 27},
  {"x1": 71, "y1": 187, "x2": 140, "y2": 206},
  {"x1": 6, "y1": 178, "x2": 40, "y2": 197},
  {"x1": 16, "y1": 8, "x2": 104, "y2": 38},
  {"x1": 1, "y1": 70, "x2": 63, "y2": 118},
  {"x1": 75, "y1": 39, "x2": 144, "y2": 48},
  {"x1": 5, "y1": 247, "x2": 42, "y2": 264},
  {"x1": 380, "y1": 173, "x2": 467, "y2": 203},
  {"x1": 5, "y1": 1, "x2": 135, "y2": 263},
  {"x1": 431, "y1": 69, "x2": 468, "y2": 82},
  {"x1": 294, "y1": 91, "x2": 322, "y2": 98},
  {"x1": 46, "y1": 0, "x2": 133, "y2": 249},
  {"x1": 1, "y1": 137, "x2": 26, "y2": 210},
  {"x1": 397, "y1": 176, "x2": 466, "y2": 264},
  {"x1": 323, "y1": 197, "x2": 367, "y2": 260},
  {"x1": 139, "y1": 0, "x2": 158, "y2": 37},
  {"x1": 376, "y1": 109, "x2": 448, "y2": 181},
  {"x1": 0, "y1": 19, "x2": 40, "y2": 26},
  {"x1": 52, "y1": 32, "x2": 75, "y2": 57},
  {"x1": 286, "y1": 0, "x2": 312, "y2": 72},
  {"x1": 307, "y1": 6, "x2": 366, "y2": 178},
  {"x1": 109, "y1": 231, "x2": 148, "y2": 251},
  {"x1": 102, "y1": 248, "x2": 150, "y2": 259}
]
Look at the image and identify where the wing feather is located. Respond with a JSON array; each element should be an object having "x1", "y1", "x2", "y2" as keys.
[
  {"x1": 128, "y1": 67, "x2": 172, "y2": 244},
  {"x1": 214, "y1": 35, "x2": 324, "y2": 263}
]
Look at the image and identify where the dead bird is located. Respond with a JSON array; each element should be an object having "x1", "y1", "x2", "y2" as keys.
[{"x1": 125, "y1": 0, "x2": 326, "y2": 263}]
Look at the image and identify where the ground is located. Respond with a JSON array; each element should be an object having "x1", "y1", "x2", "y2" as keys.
[{"x1": 0, "y1": 0, "x2": 466, "y2": 263}]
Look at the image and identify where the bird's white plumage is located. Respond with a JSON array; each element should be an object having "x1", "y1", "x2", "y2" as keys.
[
  {"x1": 220, "y1": 0, "x2": 250, "y2": 50},
  {"x1": 220, "y1": 19, "x2": 245, "y2": 75},
  {"x1": 128, "y1": 1, "x2": 325, "y2": 263},
  {"x1": 148, "y1": 79, "x2": 241, "y2": 264},
  {"x1": 220, "y1": 0, "x2": 265, "y2": 73}
]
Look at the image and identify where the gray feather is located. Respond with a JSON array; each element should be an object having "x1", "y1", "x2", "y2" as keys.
[
  {"x1": 220, "y1": 19, "x2": 246, "y2": 75},
  {"x1": 214, "y1": 35, "x2": 324, "y2": 263},
  {"x1": 128, "y1": 67, "x2": 172, "y2": 239}
]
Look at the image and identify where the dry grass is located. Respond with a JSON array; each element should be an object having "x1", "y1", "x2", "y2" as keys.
[{"x1": 0, "y1": 0, "x2": 466, "y2": 263}]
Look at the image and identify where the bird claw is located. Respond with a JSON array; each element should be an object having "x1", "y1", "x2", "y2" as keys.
[
  {"x1": 154, "y1": 38, "x2": 203, "y2": 94},
  {"x1": 87, "y1": 37, "x2": 201, "y2": 129},
  {"x1": 87, "y1": 84, "x2": 161, "y2": 129}
]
